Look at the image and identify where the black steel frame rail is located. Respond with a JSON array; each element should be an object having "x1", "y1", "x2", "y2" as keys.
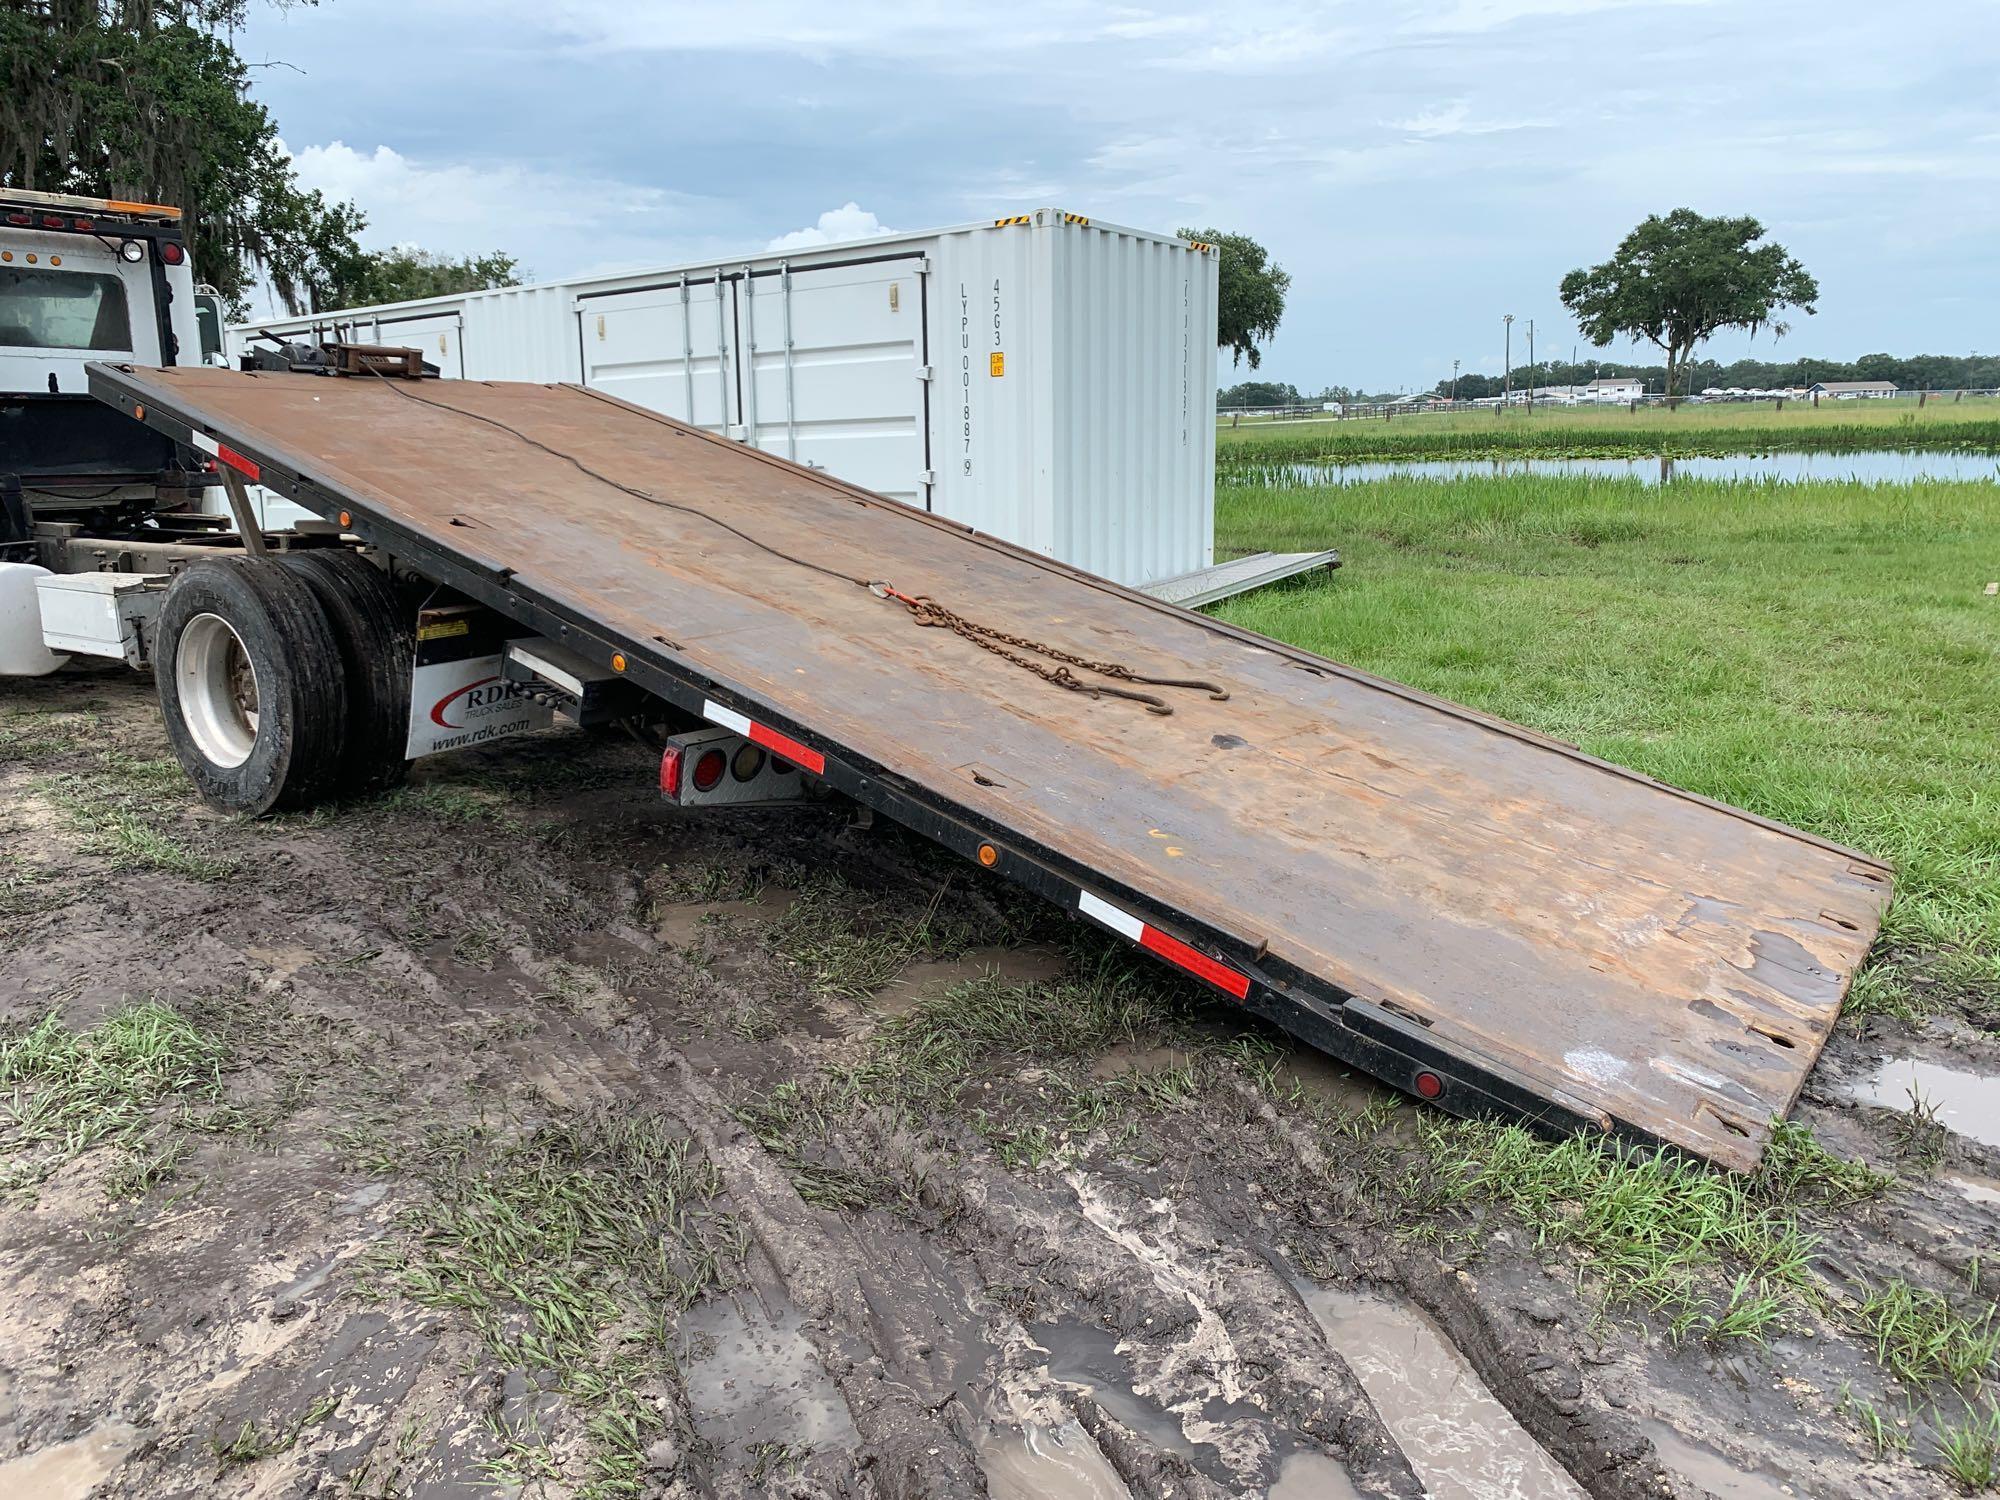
[{"x1": 88, "y1": 360, "x2": 1656, "y2": 1153}]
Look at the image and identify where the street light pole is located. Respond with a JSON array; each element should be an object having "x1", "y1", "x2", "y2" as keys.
[
  {"x1": 1503, "y1": 315, "x2": 1515, "y2": 406},
  {"x1": 1526, "y1": 319, "x2": 1536, "y2": 410},
  {"x1": 1452, "y1": 358, "x2": 1460, "y2": 403}
]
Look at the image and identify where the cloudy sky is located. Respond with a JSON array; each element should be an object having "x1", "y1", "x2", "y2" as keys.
[{"x1": 238, "y1": 0, "x2": 1998, "y2": 392}]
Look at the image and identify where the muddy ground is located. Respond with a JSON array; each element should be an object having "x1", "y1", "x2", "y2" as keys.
[{"x1": 3, "y1": 668, "x2": 1998, "y2": 1500}]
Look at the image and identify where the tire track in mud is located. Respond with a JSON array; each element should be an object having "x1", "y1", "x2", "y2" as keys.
[{"x1": 8, "y1": 681, "x2": 1995, "y2": 1499}]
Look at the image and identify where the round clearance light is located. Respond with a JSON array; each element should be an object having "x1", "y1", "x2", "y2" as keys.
[
  {"x1": 731, "y1": 742, "x2": 765, "y2": 782},
  {"x1": 1413, "y1": 1070, "x2": 1444, "y2": 1100},
  {"x1": 159, "y1": 241, "x2": 185, "y2": 266},
  {"x1": 610, "y1": 652, "x2": 627, "y2": 673},
  {"x1": 48, "y1": 255, "x2": 60, "y2": 267},
  {"x1": 119, "y1": 239, "x2": 146, "y2": 263},
  {"x1": 977, "y1": 843, "x2": 1000, "y2": 867},
  {"x1": 692, "y1": 749, "x2": 726, "y2": 793}
]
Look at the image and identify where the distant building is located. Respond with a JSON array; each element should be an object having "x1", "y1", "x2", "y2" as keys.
[
  {"x1": 1584, "y1": 377, "x2": 1644, "y2": 395},
  {"x1": 1808, "y1": 380, "x2": 1898, "y2": 399}
]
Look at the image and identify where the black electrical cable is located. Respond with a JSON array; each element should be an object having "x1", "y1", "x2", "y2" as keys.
[{"x1": 362, "y1": 367, "x2": 874, "y2": 590}]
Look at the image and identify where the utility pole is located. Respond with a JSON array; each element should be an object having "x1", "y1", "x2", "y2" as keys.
[
  {"x1": 1526, "y1": 319, "x2": 1536, "y2": 410},
  {"x1": 1452, "y1": 358, "x2": 1460, "y2": 404},
  {"x1": 1503, "y1": 314, "x2": 1514, "y2": 406}
]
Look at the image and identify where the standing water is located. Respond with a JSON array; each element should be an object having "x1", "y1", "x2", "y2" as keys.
[{"x1": 1300, "y1": 1285, "x2": 1586, "y2": 1500}]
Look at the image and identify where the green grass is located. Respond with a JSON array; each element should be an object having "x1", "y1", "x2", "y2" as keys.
[
  {"x1": 0, "y1": 1002, "x2": 226, "y2": 1199},
  {"x1": 358, "y1": 1110, "x2": 742, "y2": 1498},
  {"x1": 42, "y1": 751, "x2": 234, "y2": 881},
  {"x1": 1409, "y1": 1117, "x2": 1889, "y2": 1342},
  {"x1": 1855, "y1": 1278, "x2": 2000, "y2": 1389},
  {"x1": 1217, "y1": 396, "x2": 2000, "y2": 462},
  {"x1": 1213, "y1": 474, "x2": 2000, "y2": 1020},
  {"x1": 1936, "y1": 1402, "x2": 2000, "y2": 1490}
]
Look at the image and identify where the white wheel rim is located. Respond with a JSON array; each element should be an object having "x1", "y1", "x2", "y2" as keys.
[{"x1": 176, "y1": 612, "x2": 261, "y2": 768}]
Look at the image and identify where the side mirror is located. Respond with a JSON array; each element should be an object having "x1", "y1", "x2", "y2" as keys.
[{"x1": 194, "y1": 291, "x2": 226, "y2": 366}]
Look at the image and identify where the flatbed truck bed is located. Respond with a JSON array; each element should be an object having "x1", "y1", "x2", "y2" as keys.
[{"x1": 88, "y1": 362, "x2": 1892, "y2": 1170}]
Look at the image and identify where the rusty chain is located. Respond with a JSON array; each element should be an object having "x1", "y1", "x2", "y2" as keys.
[{"x1": 875, "y1": 587, "x2": 1229, "y2": 716}]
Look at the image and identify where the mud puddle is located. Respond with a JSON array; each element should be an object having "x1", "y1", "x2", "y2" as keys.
[
  {"x1": 976, "y1": 1419, "x2": 1131, "y2": 1500},
  {"x1": 1299, "y1": 1284, "x2": 1584, "y2": 1500},
  {"x1": 679, "y1": 1284, "x2": 857, "y2": 1465},
  {"x1": 0, "y1": 1418, "x2": 143, "y2": 1496},
  {"x1": 1266, "y1": 1450, "x2": 1366, "y2": 1500},
  {"x1": 875, "y1": 946, "x2": 1069, "y2": 1016},
  {"x1": 1843, "y1": 1055, "x2": 2000, "y2": 1150},
  {"x1": 1037, "y1": 1314, "x2": 1367, "y2": 1495},
  {"x1": 1946, "y1": 1171, "x2": 2000, "y2": 1206},
  {"x1": 1641, "y1": 1421, "x2": 1794, "y2": 1500}
]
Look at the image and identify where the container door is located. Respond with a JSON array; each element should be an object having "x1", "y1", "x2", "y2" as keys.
[
  {"x1": 367, "y1": 312, "x2": 463, "y2": 378},
  {"x1": 744, "y1": 258, "x2": 926, "y2": 505},
  {"x1": 577, "y1": 277, "x2": 733, "y2": 433}
]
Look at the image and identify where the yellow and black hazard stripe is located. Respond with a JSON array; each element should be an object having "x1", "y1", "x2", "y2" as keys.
[
  {"x1": 1061, "y1": 212, "x2": 1090, "y2": 226},
  {"x1": 993, "y1": 214, "x2": 1032, "y2": 227},
  {"x1": 1185, "y1": 240, "x2": 1215, "y2": 253}
]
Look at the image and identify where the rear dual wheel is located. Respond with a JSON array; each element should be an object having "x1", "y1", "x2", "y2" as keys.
[{"x1": 155, "y1": 553, "x2": 412, "y2": 815}]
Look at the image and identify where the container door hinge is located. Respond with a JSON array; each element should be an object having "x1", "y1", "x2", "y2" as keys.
[
  {"x1": 919, "y1": 469, "x2": 937, "y2": 486},
  {"x1": 917, "y1": 365, "x2": 935, "y2": 381}
]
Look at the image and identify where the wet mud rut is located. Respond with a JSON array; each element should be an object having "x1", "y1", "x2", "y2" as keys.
[{"x1": 2, "y1": 671, "x2": 1997, "y2": 1499}]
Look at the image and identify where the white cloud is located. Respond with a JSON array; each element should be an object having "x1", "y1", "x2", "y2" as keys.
[
  {"x1": 765, "y1": 203, "x2": 898, "y2": 251},
  {"x1": 1393, "y1": 100, "x2": 1554, "y2": 138}
]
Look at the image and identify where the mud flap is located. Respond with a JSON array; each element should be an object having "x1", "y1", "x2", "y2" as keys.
[{"x1": 406, "y1": 602, "x2": 553, "y2": 758}]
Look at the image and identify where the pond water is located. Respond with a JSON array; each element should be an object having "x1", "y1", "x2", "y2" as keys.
[{"x1": 1226, "y1": 450, "x2": 2000, "y2": 487}]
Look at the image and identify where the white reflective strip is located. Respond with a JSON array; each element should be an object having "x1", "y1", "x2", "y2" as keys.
[
  {"x1": 1078, "y1": 890, "x2": 1144, "y2": 942},
  {"x1": 187, "y1": 430, "x2": 219, "y2": 456},
  {"x1": 702, "y1": 699, "x2": 753, "y2": 737}
]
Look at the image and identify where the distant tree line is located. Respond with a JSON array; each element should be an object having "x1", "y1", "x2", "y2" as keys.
[
  {"x1": 1434, "y1": 353, "x2": 2000, "y2": 401},
  {"x1": 1217, "y1": 380, "x2": 1406, "y2": 409}
]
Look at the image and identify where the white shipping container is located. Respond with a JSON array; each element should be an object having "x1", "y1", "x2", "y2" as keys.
[{"x1": 229, "y1": 210, "x2": 1219, "y2": 587}]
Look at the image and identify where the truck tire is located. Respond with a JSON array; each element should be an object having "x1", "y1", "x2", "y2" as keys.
[
  {"x1": 280, "y1": 551, "x2": 414, "y2": 797},
  {"x1": 154, "y1": 557, "x2": 348, "y2": 816}
]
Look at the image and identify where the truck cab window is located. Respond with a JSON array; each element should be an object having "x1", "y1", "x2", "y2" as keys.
[{"x1": 0, "y1": 267, "x2": 133, "y2": 352}]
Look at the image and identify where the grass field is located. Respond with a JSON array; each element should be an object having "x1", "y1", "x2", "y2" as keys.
[
  {"x1": 1212, "y1": 473, "x2": 2000, "y2": 1020},
  {"x1": 1217, "y1": 397, "x2": 2000, "y2": 462}
]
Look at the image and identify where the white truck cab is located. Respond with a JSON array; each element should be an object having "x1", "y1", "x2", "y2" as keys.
[{"x1": 1, "y1": 189, "x2": 229, "y2": 675}]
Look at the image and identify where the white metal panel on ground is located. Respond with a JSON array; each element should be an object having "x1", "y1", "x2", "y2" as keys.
[{"x1": 226, "y1": 212, "x2": 1219, "y2": 586}]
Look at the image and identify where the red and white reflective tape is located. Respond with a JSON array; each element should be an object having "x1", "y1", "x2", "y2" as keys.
[
  {"x1": 186, "y1": 429, "x2": 261, "y2": 481},
  {"x1": 1078, "y1": 890, "x2": 1251, "y2": 1000},
  {"x1": 701, "y1": 699, "x2": 825, "y2": 775}
]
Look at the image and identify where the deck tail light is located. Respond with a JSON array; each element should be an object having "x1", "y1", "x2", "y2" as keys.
[
  {"x1": 119, "y1": 239, "x2": 145, "y2": 263},
  {"x1": 731, "y1": 743, "x2": 765, "y2": 782},
  {"x1": 4, "y1": 213, "x2": 28, "y2": 226},
  {"x1": 40, "y1": 215, "x2": 63, "y2": 229},
  {"x1": 692, "y1": 749, "x2": 727, "y2": 792},
  {"x1": 71, "y1": 217, "x2": 93, "y2": 232},
  {"x1": 659, "y1": 745, "x2": 684, "y2": 797},
  {"x1": 1414, "y1": 1070, "x2": 1444, "y2": 1100},
  {"x1": 159, "y1": 241, "x2": 185, "y2": 265}
]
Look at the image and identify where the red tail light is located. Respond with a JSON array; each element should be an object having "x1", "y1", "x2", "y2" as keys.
[
  {"x1": 159, "y1": 241, "x2": 185, "y2": 265},
  {"x1": 659, "y1": 745, "x2": 683, "y2": 797},
  {"x1": 692, "y1": 749, "x2": 726, "y2": 792},
  {"x1": 1414, "y1": 1070, "x2": 1444, "y2": 1100},
  {"x1": 40, "y1": 215, "x2": 63, "y2": 229},
  {"x1": 71, "y1": 217, "x2": 93, "y2": 232},
  {"x1": 3, "y1": 213, "x2": 27, "y2": 227}
]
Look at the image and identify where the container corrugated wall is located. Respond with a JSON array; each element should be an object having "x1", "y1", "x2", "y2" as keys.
[
  {"x1": 464, "y1": 283, "x2": 583, "y2": 382},
  {"x1": 226, "y1": 212, "x2": 1218, "y2": 587},
  {"x1": 1044, "y1": 218, "x2": 1216, "y2": 587}
]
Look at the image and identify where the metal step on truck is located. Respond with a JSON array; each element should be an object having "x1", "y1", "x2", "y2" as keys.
[{"x1": 1, "y1": 207, "x2": 1891, "y2": 1171}]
